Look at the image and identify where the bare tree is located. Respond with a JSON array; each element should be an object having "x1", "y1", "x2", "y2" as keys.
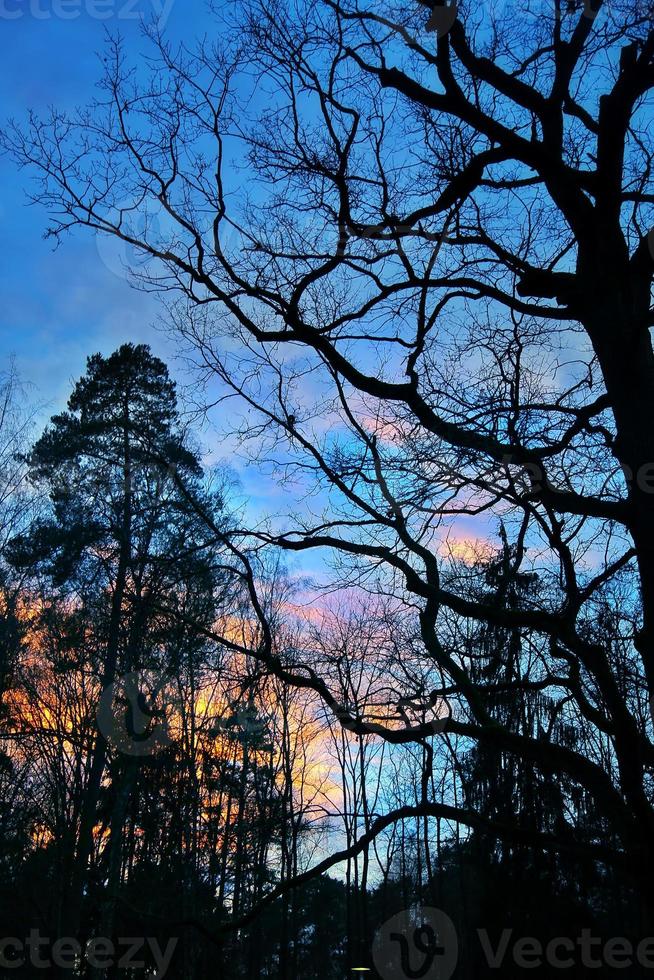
[{"x1": 5, "y1": 0, "x2": 654, "y2": 910}]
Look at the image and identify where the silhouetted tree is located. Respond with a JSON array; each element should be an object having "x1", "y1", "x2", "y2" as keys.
[
  {"x1": 7, "y1": 345, "x2": 232, "y2": 972},
  {"x1": 5, "y1": 0, "x2": 654, "y2": 961}
]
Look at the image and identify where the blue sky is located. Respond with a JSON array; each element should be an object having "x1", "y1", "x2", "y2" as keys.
[
  {"x1": 0, "y1": 1, "x2": 303, "y2": 516},
  {"x1": 0, "y1": 1, "x2": 206, "y2": 407},
  {"x1": 0, "y1": 2, "x2": 500, "y2": 579}
]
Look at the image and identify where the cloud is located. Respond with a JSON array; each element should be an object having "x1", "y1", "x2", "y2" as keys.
[{"x1": 436, "y1": 531, "x2": 494, "y2": 566}]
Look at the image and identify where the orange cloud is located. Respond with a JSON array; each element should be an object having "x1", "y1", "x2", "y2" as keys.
[{"x1": 436, "y1": 532, "x2": 494, "y2": 565}]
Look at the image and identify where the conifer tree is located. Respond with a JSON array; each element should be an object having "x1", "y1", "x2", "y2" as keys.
[{"x1": 8, "y1": 344, "x2": 229, "y2": 960}]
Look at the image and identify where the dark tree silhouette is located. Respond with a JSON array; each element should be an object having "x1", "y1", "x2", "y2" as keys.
[
  {"x1": 6, "y1": 345, "x2": 232, "y2": 970},
  {"x1": 4, "y1": 0, "x2": 654, "y2": 952}
]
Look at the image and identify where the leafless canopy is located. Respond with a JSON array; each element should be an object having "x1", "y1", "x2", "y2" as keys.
[{"x1": 5, "y1": 0, "x2": 654, "y2": 895}]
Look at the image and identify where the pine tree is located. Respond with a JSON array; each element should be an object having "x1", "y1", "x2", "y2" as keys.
[{"x1": 8, "y1": 344, "x2": 229, "y2": 965}]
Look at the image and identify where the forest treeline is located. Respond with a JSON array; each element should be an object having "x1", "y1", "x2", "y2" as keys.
[
  {"x1": 3, "y1": 1, "x2": 654, "y2": 975},
  {"x1": 0, "y1": 345, "x2": 643, "y2": 979}
]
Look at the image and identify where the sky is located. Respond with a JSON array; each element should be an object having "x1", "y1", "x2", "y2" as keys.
[
  {"x1": 0, "y1": 0, "x2": 500, "y2": 580},
  {"x1": 0, "y1": 0, "x2": 305, "y2": 518},
  {"x1": 0, "y1": 1, "x2": 191, "y2": 397}
]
